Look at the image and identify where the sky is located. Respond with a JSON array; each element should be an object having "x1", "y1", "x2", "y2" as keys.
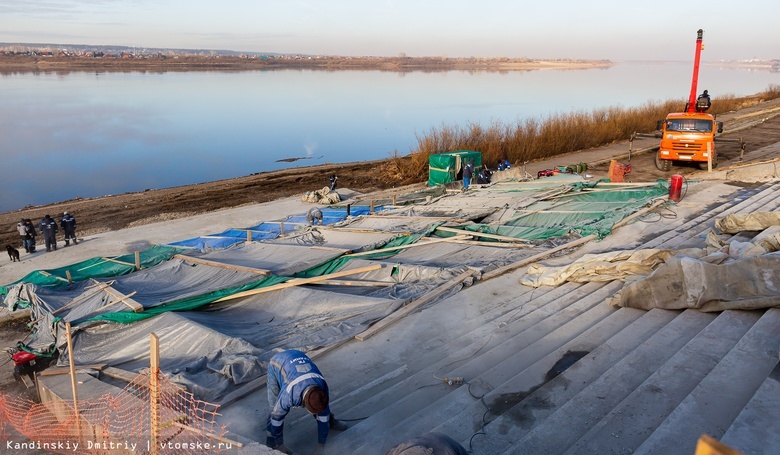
[{"x1": 1, "y1": 0, "x2": 778, "y2": 61}]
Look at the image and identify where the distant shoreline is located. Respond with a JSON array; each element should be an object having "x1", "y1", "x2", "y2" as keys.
[{"x1": 0, "y1": 54, "x2": 615, "y2": 72}]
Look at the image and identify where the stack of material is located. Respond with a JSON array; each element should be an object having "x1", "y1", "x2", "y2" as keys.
[{"x1": 302, "y1": 187, "x2": 341, "y2": 204}]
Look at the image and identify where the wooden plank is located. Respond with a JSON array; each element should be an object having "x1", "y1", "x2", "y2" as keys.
[
  {"x1": 38, "y1": 364, "x2": 108, "y2": 377},
  {"x1": 65, "y1": 322, "x2": 82, "y2": 438},
  {"x1": 213, "y1": 263, "x2": 384, "y2": 303},
  {"x1": 308, "y1": 246, "x2": 352, "y2": 253},
  {"x1": 481, "y1": 234, "x2": 598, "y2": 281},
  {"x1": 150, "y1": 333, "x2": 160, "y2": 455},
  {"x1": 38, "y1": 270, "x2": 70, "y2": 283},
  {"x1": 435, "y1": 226, "x2": 529, "y2": 243},
  {"x1": 344, "y1": 234, "x2": 471, "y2": 258},
  {"x1": 355, "y1": 269, "x2": 477, "y2": 342},
  {"x1": 512, "y1": 209, "x2": 606, "y2": 214},
  {"x1": 100, "y1": 287, "x2": 143, "y2": 312},
  {"x1": 421, "y1": 238, "x2": 534, "y2": 249},
  {"x1": 101, "y1": 257, "x2": 137, "y2": 268},
  {"x1": 30, "y1": 281, "x2": 115, "y2": 324},
  {"x1": 364, "y1": 214, "x2": 470, "y2": 223},
  {"x1": 174, "y1": 254, "x2": 271, "y2": 275},
  {"x1": 312, "y1": 279, "x2": 392, "y2": 287},
  {"x1": 102, "y1": 366, "x2": 142, "y2": 383},
  {"x1": 102, "y1": 366, "x2": 187, "y2": 391},
  {"x1": 319, "y1": 226, "x2": 413, "y2": 236}
]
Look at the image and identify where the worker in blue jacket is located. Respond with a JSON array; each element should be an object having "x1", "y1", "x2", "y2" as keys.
[{"x1": 266, "y1": 350, "x2": 348, "y2": 454}]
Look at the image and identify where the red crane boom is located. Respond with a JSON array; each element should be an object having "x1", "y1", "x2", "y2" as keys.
[{"x1": 686, "y1": 29, "x2": 704, "y2": 113}]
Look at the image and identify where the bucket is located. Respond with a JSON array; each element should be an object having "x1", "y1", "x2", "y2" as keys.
[{"x1": 669, "y1": 174, "x2": 683, "y2": 202}]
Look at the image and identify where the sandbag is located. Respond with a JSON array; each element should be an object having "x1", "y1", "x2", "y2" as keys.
[
  {"x1": 520, "y1": 249, "x2": 677, "y2": 287},
  {"x1": 302, "y1": 186, "x2": 338, "y2": 204},
  {"x1": 715, "y1": 212, "x2": 780, "y2": 234},
  {"x1": 609, "y1": 251, "x2": 780, "y2": 312}
]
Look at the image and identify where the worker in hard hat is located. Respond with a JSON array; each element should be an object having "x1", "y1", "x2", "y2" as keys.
[{"x1": 265, "y1": 349, "x2": 348, "y2": 454}]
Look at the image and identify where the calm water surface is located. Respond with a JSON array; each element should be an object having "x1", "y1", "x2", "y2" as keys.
[{"x1": 1, "y1": 62, "x2": 777, "y2": 212}]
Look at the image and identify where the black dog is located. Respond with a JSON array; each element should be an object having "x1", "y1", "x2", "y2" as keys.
[{"x1": 7, "y1": 245, "x2": 20, "y2": 262}]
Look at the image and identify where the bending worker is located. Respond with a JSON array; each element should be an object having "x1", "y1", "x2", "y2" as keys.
[
  {"x1": 306, "y1": 207, "x2": 324, "y2": 226},
  {"x1": 266, "y1": 349, "x2": 348, "y2": 454}
]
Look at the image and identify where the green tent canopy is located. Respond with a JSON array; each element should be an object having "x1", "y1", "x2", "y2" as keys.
[{"x1": 428, "y1": 150, "x2": 482, "y2": 186}]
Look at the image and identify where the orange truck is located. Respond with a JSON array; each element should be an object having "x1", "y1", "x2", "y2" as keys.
[{"x1": 654, "y1": 29, "x2": 722, "y2": 171}]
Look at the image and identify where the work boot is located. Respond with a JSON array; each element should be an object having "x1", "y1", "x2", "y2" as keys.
[
  {"x1": 73, "y1": 238, "x2": 77, "y2": 245},
  {"x1": 65, "y1": 240, "x2": 69, "y2": 247},
  {"x1": 329, "y1": 414, "x2": 348, "y2": 431}
]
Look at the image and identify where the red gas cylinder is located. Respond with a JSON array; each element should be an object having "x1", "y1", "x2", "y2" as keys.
[{"x1": 669, "y1": 174, "x2": 684, "y2": 202}]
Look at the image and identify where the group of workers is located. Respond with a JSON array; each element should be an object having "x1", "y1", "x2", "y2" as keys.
[
  {"x1": 463, "y1": 158, "x2": 511, "y2": 190},
  {"x1": 266, "y1": 349, "x2": 467, "y2": 454},
  {"x1": 16, "y1": 211, "x2": 78, "y2": 254}
]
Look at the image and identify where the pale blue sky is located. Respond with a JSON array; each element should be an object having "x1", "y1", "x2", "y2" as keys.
[{"x1": 1, "y1": 0, "x2": 778, "y2": 61}]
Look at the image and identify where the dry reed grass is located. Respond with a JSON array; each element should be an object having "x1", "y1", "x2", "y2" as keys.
[{"x1": 392, "y1": 84, "x2": 780, "y2": 181}]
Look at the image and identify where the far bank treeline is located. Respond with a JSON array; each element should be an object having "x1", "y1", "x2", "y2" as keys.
[
  {"x1": 0, "y1": 52, "x2": 612, "y2": 72},
  {"x1": 391, "y1": 84, "x2": 780, "y2": 181}
]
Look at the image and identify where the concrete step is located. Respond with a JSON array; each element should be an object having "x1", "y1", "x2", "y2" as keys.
[
  {"x1": 458, "y1": 309, "x2": 710, "y2": 454},
  {"x1": 564, "y1": 309, "x2": 763, "y2": 454},
  {"x1": 720, "y1": 360, "x2": 780, "y2": 455},
  {"x1": 634, "y1": 308, "x2": 780, "y2": 455},
  {"x1": 641, "y1": 183, "x2": 776, "y2": 250},
  {"x1": 506, "y1": 307, "x2": 750, "y2": 455},
  {"x1": 325, "y1": 282, "x2": 608, "y2": 424},
  {"x1": 325, "y1": 283, "x2": 618, "y2": 453},
  {"x1": 348, "y1": 288, "x2": 633, "y2": 454}
]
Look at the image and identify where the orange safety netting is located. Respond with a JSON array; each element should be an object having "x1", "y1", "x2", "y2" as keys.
[{"x1": 0, "y1": 371, "x2": 235, "y2": 454}]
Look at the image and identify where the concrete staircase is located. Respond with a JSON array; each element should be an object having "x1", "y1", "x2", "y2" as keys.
[{"x1": 282, "y1": 182, "x2": 780, "y2": 455}]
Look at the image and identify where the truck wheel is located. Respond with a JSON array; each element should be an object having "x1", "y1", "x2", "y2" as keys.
[
  {"x1": 698, "y1": 152, "x2": 718, "y2": 170},
  {"x1": 655, "y1": 154, "x2": 672, "y2": 171}
]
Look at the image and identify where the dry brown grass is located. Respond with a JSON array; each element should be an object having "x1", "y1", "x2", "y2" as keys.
[{"x1": 398, "y1": 84, "x2": 780, "y2": 181}]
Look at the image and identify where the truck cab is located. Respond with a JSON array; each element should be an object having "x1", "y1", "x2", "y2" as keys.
[{"x1": 655, "y1": 112, "x2": 723, "y2": 171}]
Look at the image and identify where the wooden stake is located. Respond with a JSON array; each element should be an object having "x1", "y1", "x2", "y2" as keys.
[
  {"x1": 247, "y1": 230, "x2": 252, "y2": 242},
  {"x1": 280, "y1": 222, "x2": 285, "y2": 236},
  {"x1": 65, "y1": 322, "x2": 82, "y2": 439},
  {"x1": 65, "y1": 270, "x2": 72, "y2": 284},
  {"x1": 135, "y1": 251, "x2": 141, "y2": 270},
  {"x1": 150, "y1": 333, "x2": 160, "y2": 455}
]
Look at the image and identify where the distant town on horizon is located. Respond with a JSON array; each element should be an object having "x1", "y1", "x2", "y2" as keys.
[{"x1": 1, "y1": 42, "x2": 777, "y2": 65}]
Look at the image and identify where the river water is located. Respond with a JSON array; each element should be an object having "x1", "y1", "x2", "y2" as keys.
[{"x1": 1, "y1": 61, "x2": 777, "y2": 212}]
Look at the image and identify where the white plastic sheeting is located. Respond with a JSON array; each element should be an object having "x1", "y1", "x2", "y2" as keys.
[
  {"x1": 63, "y1": 286, "x2": 403, "y2": 402},
  {"x1": 265, "y1": 227, "x2": 404, "y2": 253},
  {"x1": 183, "y1": 242, "x2": 344, "y2": 276}
]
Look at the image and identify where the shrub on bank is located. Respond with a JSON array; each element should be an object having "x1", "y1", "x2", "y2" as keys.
[{"x1": 396, "y1": 84, "x2": 780, "y2": 181}]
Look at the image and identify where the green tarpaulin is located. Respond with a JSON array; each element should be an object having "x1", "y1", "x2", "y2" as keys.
[{"x1": 428, "y1": 150, "x2": 483, "y2": 186}]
